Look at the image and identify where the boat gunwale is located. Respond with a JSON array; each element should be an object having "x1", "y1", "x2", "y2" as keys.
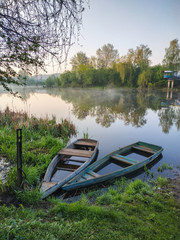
[{"x1": 62, "y1": 141, "x2": 163, "y2": 191}]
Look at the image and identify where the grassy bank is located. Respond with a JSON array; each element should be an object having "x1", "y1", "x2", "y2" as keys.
[
  {"x1": 0, "y1": 178, "x2": 180, "y2": 240},
  {"x1": 0, "y1": 107, "x2": 76, "y2": 190}
]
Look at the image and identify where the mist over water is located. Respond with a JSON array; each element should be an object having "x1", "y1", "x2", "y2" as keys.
[{"x1": 1, "y1": 86, "x2": 180, "y2": 180}]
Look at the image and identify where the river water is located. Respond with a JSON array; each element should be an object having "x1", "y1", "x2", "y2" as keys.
[{"x1": 0, "y1": 86, "x2": 180, "y2": 181}]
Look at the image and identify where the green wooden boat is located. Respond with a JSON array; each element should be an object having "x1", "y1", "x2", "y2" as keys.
[
  {"x1": 41, "y1": 139, "x2": 99, "y2": 199},
  {"x1": 62, "y1": 141, "x2": 163, "y2": 191}
]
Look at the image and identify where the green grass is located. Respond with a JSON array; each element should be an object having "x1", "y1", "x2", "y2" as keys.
[
  {"x1": 0, "y1": 178, "x2": 179, "y2": 240},
  {"x1": 0, "y1": 108, "x2": 76, "y2": 190}
]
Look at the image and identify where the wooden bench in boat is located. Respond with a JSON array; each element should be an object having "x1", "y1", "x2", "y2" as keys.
[
  {"x1": 74, "y1": 170, "x2": 100, "y2": 182},
  {"x1": 111, "y1": 154, "x2": 139, "y2": 165},
  {"x1": 56, "y1": 163, "x2": 79, "y2": 172},
  {"x1": 132, "y1": 145, "x2": 155, "y2": 154},
  {"x1": 74, "y1": 140, "x2": 97, "y2": 147},
  {"x1": 68, "y1": 158, "x2": 86, "y2": 163},
  {"x1": 87, "y1": 170, "x2": 100, "y2": 178},
  {"x1": 58, "y1": 148, "x2": 94, "y2": 158}
]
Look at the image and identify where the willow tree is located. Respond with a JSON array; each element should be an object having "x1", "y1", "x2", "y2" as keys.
[{"x1": 0, "y1": 0, "x2": 86, "y2": 92}]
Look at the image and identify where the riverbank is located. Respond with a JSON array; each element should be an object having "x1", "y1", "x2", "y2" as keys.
[
  {"x1": 0, "y1": 177, "x2": 180, "y2": 239},
  {"x1": 163, "y1": 175, "x2": 180, "y2": 203}
]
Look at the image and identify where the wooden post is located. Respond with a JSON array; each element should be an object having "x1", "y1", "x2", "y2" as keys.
[
  {"x1": 170, "y1": 90, "x2": 173, "y2": 99},
  {"x1": 168, "y1": 80, "x2": 170, "y2": 89},
  {"x1": 171, "y1": 80, "x2": 174, "y2": 89},
  {"x1": 17, "y1": 129, "x2": 22, "y2": 187}
]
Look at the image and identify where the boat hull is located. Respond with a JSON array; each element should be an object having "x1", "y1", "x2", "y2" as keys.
[
  {"x1": 62, "y1": 141, "x2": 163, "y2": 191},
  {"x1": 41, "y1": 139, "x2": 99, "y2": 199}
]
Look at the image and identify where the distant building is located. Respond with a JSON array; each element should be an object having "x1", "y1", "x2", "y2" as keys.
[{"x1": 162, "y1": 70, "x2": 180, "y2": 80}]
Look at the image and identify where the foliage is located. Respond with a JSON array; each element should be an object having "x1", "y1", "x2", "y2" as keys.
[
  {"x1": 154, "y1": 176, "x2": 168, "y2": 188},
  {"x1": 0, "y1": 108, "x2": 76, "y2": 189},
  {"x1": 163, "y1": 39, "x2": 180, "y2": 71},
  {"x1": 133, "y1": 44, "x2": 152, "y2": 70},
  {"x1": 60, "y1": 67, "x2": 121, "y2": 88},
  {"x1": 138, "y1": 68, "x2": 152, "y2": 88},
  {"x1": 70, "y1": 52, "x2": 89, "y2": 71},
  {"x1": 15, "y1": 188, "x2": 42, "y2": 205},
  {"x1": 157, "y1": 163, "x2": 173, "y2": 172},
  {"x1": 60, "y1": 41, "x2": 172, "y2": 88},
  {"x1": 96, "y1": 43, "x2": 119, "y2": 68},
  {"x1": 45, "y1": 76, "x2": 61, "y2": 88},
  {"x1": 0, "y1": 0, "x2": 86, "y2": 92},
  {"x1": 0, "y1": 178, "x2": 179, "y2": 240}
]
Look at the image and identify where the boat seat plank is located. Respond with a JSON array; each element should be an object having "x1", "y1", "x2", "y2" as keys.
[
  {"x1": 56, "y1": 167, "x2": 75, "y2": 172},
  {"x1": 82, "y1": 173, "x2": 94, "y2": 180},
  {"x1": 76, "y1": 171, "x2": 100, "y2": 183},
  {"x1": 87, "y1": 170, "x2": 100, "y2": 177},
  {"x1": 56, "y1": 164, "x2": 79, "y2": 172},
  {"x1": 77, "y1": 177, "x2": 86, "y2": 182},
  {"x1": 75, "y1": 140, "x2": 97, "y2": 147},
  {"x1": 58, "y1": 148, "x2": 93, "y2": 158},
  {"x1": 132, "y1": 145, "x2": 155, "y2": 154},
  {"x1": 111, "y1": 154, "x2": 139, "y2": 165},
  {"x1": 68, "y1": 159, "x2": 86, "y2": 163}
]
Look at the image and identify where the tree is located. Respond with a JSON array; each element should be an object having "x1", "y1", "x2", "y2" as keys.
[
  {"x1": 96, "y1": 43, "x2": 119, "y2": 68},
  {"x1": 134, "y1": 44, "x2": 152, "y2": 70},
  {"x1": 70, "y1": 52, "x2": 89, "y2": 71},
  {"x1": 89, "y1": 56, "x2": 97, "y2": 68},
  {"x1": 45, "y1": 77, "x2": 55, "y2": 88},
  {"x1": 138, "y1": 68, "x2": 152, "y2": 88},
  {"x1": 163, "y1": 39, "x2": 180, "y2": 71},
  {"x1": 0, "y1": 0, "x2": 86, "y2": 92},
  {"x1": 114, "y1": 58, "x2": 136, "y2": 86}
]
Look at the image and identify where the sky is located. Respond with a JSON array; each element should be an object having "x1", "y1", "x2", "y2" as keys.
[{"x1": 48, "y1": 0, "x2": 180, "y2": 74}]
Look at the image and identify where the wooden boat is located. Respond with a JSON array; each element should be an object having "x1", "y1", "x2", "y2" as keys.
[
  {"x1": 41, "y1": 139, "x2": 99, "y2": 199},
  {"x1": 62, "y1": 141, "x2": 163, "y2": 191}
]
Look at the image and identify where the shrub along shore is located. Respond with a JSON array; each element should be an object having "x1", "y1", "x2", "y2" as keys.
[{"x1": 0, "y1": 108, "x2": 180, "y2": 239}]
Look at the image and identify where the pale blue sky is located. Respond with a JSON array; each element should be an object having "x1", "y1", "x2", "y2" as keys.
[{"x1": 51, "y1": 0, "x2": 180, "y2": 73}]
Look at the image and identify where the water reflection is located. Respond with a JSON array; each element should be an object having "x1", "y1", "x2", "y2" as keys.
[
  {"x1": 158, "y1": 106, "x2": 180, "y2": 133},
  {"x1": 59, "y1": 88, "x2": 180, "y2": 132},
  {"x1": 1, "y1": 87, "x2": 180, "y2": 133}
]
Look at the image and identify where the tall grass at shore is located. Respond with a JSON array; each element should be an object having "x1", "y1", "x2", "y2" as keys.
[{"x1": 0, "y1": 107, "x2": 76, "y2": 189}]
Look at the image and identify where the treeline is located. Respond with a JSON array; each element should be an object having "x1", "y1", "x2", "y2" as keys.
[
  {"x1": 46, "y1": 39, "x2": 180, "y2": 88},
  {"x1": 60, "y1": 64, "x2": 165, "y2": 88}
]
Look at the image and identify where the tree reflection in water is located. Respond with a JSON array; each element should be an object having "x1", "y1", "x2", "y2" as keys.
[
  {"x1": 158, "y1": 106, "x2": 180, "y2": 133},
  {"x1": 2, "y1": 87, "x2": 180, "y2": 133},
  {"x1": 60, "y1": 88, "x2": 180, "y2": 133}
]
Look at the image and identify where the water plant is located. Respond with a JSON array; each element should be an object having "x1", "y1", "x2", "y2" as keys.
[
  {"x1": 83, "y1": 128, "x2": 89, "y2": 139},
  {"x1": 154, "y1": 176, "x2": 168, "y2": 188},
  {"x1": 157, "y1": 163, "x2": 173, "y2": 172}
]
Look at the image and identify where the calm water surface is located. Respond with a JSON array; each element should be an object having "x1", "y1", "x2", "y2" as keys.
[{"x1": 0, "y1": 86, "x2": 180, "y2": 181}]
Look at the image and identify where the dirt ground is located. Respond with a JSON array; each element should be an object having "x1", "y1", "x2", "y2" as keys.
[{"x1": 165, "y1": 175, "x2": 180, "y2": 203}]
